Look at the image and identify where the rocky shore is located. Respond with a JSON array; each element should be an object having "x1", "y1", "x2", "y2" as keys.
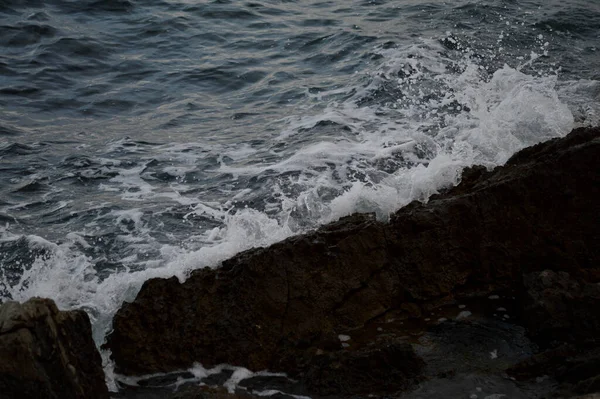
[
  {"x1": 1, "y1": 126, "x2": 599, "y2": 398},
  {"x1": 0, "y1": 298, "x2": 109, "y2": 399}
]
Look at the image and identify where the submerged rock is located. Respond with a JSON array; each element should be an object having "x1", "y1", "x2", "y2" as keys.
[
  {"x1": 106, "y1": 126, "x2": 600, "y2": 396},
  {"x1": 0, "y1": 297, "x2": 108, "y2": 399}
]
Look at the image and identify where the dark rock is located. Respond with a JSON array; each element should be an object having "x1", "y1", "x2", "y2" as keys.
[
  {"x1": 553, "y1": 348, "x2": 600, "y2": 398},
  {"x1": 560, "y1": 349, "x2": 600, "y2": 386},
  {"x1": 510, "y1": 347, "x2": 600, "y2": 398},
  {"x1": 113, "y1": 385, "x2": 254, "y2": 399},
  {"x1": 520, "y1": 270, "x2": 600, "y2": 346},
  {"x1": 507, "y1": 344, "x2": 577, "y2": 381},
  {"x1": 169, "y1": 386, "x2": 253, "y2": 399},
  {"x1": 399, "y1": 373, "x2": 555, "y2": 399},
  {"x1": 302, "y1": 340, "x2": 424, "y2": 396},
  {"x1": 415, "y1": 319, "x2": 533, "y2": 376},
  {"x1": 107, "y1": 212, "x2": 392, "y2": 375},
  {"x1": 0, "y1": 297, "x2": 109, "y2": 399},
  {"x1": 106, "y1": 126, "x2": 600, "y2": 396}
]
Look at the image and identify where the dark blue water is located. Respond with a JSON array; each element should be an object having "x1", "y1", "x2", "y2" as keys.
[
  {"x1": 1, "y1": 0, "x2": 599, "y2": 391},
  {"x1": 2, "y1": 0, "x2": 598, "y2": 141}
]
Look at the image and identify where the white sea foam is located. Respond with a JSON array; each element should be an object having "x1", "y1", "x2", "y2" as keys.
[{"x1": 112, "y1": 362, "x2": 291, "y2": 396}]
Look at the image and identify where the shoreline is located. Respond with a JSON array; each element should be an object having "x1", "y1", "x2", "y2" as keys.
[{"x1": 2, "y1": 126, "x2": 599, "y2": 399}]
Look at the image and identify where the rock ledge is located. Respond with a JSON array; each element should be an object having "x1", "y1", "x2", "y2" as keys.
[{"x1": 107, "y1": 127, "x2": 600, "y2": 397}]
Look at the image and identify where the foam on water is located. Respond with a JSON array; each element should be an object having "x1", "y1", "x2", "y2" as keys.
[
  {"x1": 0, "y1": 28, "x2": 598, "y2": 392},
  {"x1": 112, "y1": 362, "x2": 294, "y2": 397}
]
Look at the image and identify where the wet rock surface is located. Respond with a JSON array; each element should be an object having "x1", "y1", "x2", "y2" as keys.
[
  {"x1": 302, "y1": 340, "x2": 424, "y2": 396},
  {"x1": 107, "y1": 127, "x2": 600, "y2": 398},
  {"x1": 0, "y1": 297, "x2": 108, "y2": 399},
  {"x1": 521, "y1": 270, "x2": 600, "y2": 346}
]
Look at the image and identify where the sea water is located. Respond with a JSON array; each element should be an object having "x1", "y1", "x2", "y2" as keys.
[{"x1": 0, "y1": 0, "x2": 599, "y2": 392}]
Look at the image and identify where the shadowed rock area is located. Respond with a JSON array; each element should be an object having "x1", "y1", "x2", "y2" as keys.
[
  {"x1": 0, "y1": 297, "x2": 109, "y2": 399},
  {"x1": 107, "y1": 126, "x2": 600, "y2": 397}
]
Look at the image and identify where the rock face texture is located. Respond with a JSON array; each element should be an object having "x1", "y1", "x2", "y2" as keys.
[
  {"x1": 302, "y1": 340, "x2": 424, "y2": 396},
  {"x1": 521, "y1": 270, "x2": 600, "y2": 345},
  {"x1": 0, "y1": 298, "x2": 109, "y2": 399},
  {"x1": 107, "y1": 127, "x2": 600, "y2": 395}
]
